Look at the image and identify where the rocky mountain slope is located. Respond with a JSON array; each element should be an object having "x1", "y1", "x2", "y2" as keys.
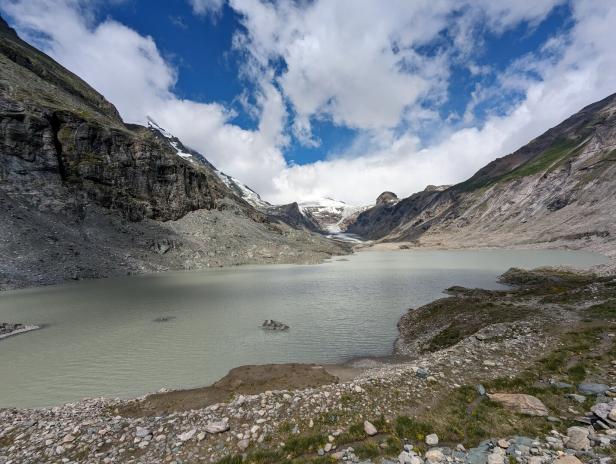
[
  {"x1": 0, "y1": 16, "x2": 348, "y2": 290},
  {"x1": 348, "y1": 93, "x2": 616, "y2": 256}
]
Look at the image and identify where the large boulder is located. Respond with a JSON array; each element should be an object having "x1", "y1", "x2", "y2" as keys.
[
  {"x1": 566, "y1": 426, "x2": 591, "y2": 451},
  {"x1": 487, "y1": 393, "x2": 548, "y2": 416}
]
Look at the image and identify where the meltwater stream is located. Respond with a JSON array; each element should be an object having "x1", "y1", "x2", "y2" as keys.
[{"x1": 0, "y1": 249, "x2": 607, "y2": 408}]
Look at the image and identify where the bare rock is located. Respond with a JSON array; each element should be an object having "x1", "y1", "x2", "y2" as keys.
[
  {"x1": 487, "y1": 393, "x2": 548, "y2": 416},
  {"x1": 566, "y1": 426, "x2": 591, "y2": 451}
]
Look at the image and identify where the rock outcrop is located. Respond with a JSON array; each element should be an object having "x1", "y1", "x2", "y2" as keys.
[{"x1": 376, "y1": 191, "x2": 398, "y2": 205}]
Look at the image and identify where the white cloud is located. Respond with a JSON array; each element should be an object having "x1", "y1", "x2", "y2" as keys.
[
  {"x1": 1, "y1": 0, "x2": 615, "y2": 206},
  {"x1": 189, "y1": 0, "x2": 225, "y2": 18}
]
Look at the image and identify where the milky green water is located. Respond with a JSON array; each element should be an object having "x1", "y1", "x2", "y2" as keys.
[{"x1": 0, "y1": 249, "x2": 607, "y2": 408}]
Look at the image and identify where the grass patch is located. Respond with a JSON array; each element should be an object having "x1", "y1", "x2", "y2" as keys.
[
  {"x1": 355, "y1": 441, "x2": 381, "y2": 459},
  {"x1": 500, "y1": 139, "x2": 578, "y2": 181},
  {"x1": 566, "y1": 364, "x2": 587, "y2": 383},
  {"x1": 587, "y1": 300, "x2": 616, "y2": 319},
  {"x1": 282, "y1": 434, "x2": 326, "y2": 457},
  {"x1": 216, "y1": 455, "x2": 244, "y2": 464},
  {"x1": 394, "y1": 415, "x2": 432, "y2": 442}
]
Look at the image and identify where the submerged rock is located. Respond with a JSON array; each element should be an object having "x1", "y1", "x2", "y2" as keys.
[{"x1": 153, "y1": 316, "x2": 176, "y2": 323}]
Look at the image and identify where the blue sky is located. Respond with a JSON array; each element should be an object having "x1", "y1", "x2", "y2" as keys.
[{"x1": 2, "y1": 0, "x2": 615, "y2": 204}]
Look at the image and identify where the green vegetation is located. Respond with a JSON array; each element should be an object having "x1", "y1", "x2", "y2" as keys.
[
  {"x1": 456, "y1": 138, "x2": 583, "y2": 193},
  {"x1": 500, "y1": 140, "x2": 579, "y2": 181},
  {"x1": 282, "y1": 433, "x2": 327, "y2": 457}
]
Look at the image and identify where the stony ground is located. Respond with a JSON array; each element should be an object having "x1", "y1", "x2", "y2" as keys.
[
  {"x1": 0, "y1": 192, "x2": 350, "y2": 291},
  {"x1": 2, "y1": 268, "x2": 616, "y2": 464}
]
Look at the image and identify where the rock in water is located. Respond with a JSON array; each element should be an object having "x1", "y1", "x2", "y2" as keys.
[
  {"x1": 261, "y1": 319, "x2": 290, "y2": 331},
  {"x1": 487, "y1": 393, "x2": 548, "y2": 416},
  {"x1": 363, "y1": 420, "x2": 377, "y2": 436}
]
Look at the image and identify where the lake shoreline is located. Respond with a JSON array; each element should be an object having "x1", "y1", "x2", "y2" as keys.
[{"x1": 2, "y1": 266, "x2": 615, "y2": 463}]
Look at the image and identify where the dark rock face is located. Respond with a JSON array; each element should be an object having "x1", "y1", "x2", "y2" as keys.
[
  {"x1": 0, "y1": 19, "x2": 236, "y2": 222},
  {"x1": 267, "y1": 202, "x2": 321, "y2": 232},
  {"x1": 376, "y1": 191, "x2": 398, "y2": 205}
]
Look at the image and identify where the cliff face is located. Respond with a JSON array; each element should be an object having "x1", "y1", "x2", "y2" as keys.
[
  {"x1": 348, "y1": 93, "x2": 616, "y2": 252},
  {"x1": 0, "y1": 17, "x2": 348, "y2": 290},
  {"x1": 0, "y1": 16, "x2": 239, "y2": 222}
]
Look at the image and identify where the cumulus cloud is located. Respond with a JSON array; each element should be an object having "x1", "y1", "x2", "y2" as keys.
[{"x1": 1, "y1": 0, "x2": 615, "y2": 205}]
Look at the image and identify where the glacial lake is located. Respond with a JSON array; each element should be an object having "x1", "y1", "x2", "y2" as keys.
[{"x1": 0, "y1": 249, "x2": 607, "y2": 408}]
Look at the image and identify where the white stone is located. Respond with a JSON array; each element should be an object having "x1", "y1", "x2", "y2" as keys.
[
  {"x1": 426, "y1": 433, "x2": 439, "y2": 446},
  {"x1": 487, "y1": 453, "x2": 504, "y2": 464},
  {"x1": 135, "y1": 427, "x2": 150, "y2": 438},
  {"x1": 205, "y1": 421, "x2": 230, "y2": 434},
  {"x1": 238, "y1": 438, "x2": 250, "y2": 451},
  {"x1": 178, "y1": 429, "x2": 196, "y2": 442},
  {"x1": 363, "y1": 421, "x2": 377, "y2": 436},
  {"x1": 425, "y1": 449, "x2": 445, "y2": 463}
]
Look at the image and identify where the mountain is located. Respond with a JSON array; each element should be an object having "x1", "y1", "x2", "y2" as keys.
[
  {"x1": 0, "y1": 16, "x2": 348, "y2": 290},
  {"x1": 298, "y1": 198, "x2": 370, "y2": 234},
  {"x1": 348, "y1": 93, "x2": 616, "y2": 255}
]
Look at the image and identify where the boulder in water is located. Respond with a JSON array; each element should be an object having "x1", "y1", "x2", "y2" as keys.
[{"x1": 261, "y1": 320, "x2": 289, "y2": 331}]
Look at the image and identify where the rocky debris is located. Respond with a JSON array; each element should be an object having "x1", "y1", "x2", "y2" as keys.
[
  {"x1": 261, "y1": 319, "x2": 290, "y2": 331},
  {"x1": 425, "y1": 433, "x2": 439, "y2": 446},
  {"x1": 0, "y1": 322, "x2": 41, "y2": 340},
  {"x1": 487, "y1": 393, "x2": 549, "y2": 416}
]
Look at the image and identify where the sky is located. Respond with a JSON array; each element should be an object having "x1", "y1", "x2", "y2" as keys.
[{"x1": 1, "y1": 0, "x2": 615, "y2": 205}]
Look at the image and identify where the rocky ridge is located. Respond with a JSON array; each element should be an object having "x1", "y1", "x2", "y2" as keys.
[{"x1": 348, "y1": 94, "x2": 616, "y2": 259}]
